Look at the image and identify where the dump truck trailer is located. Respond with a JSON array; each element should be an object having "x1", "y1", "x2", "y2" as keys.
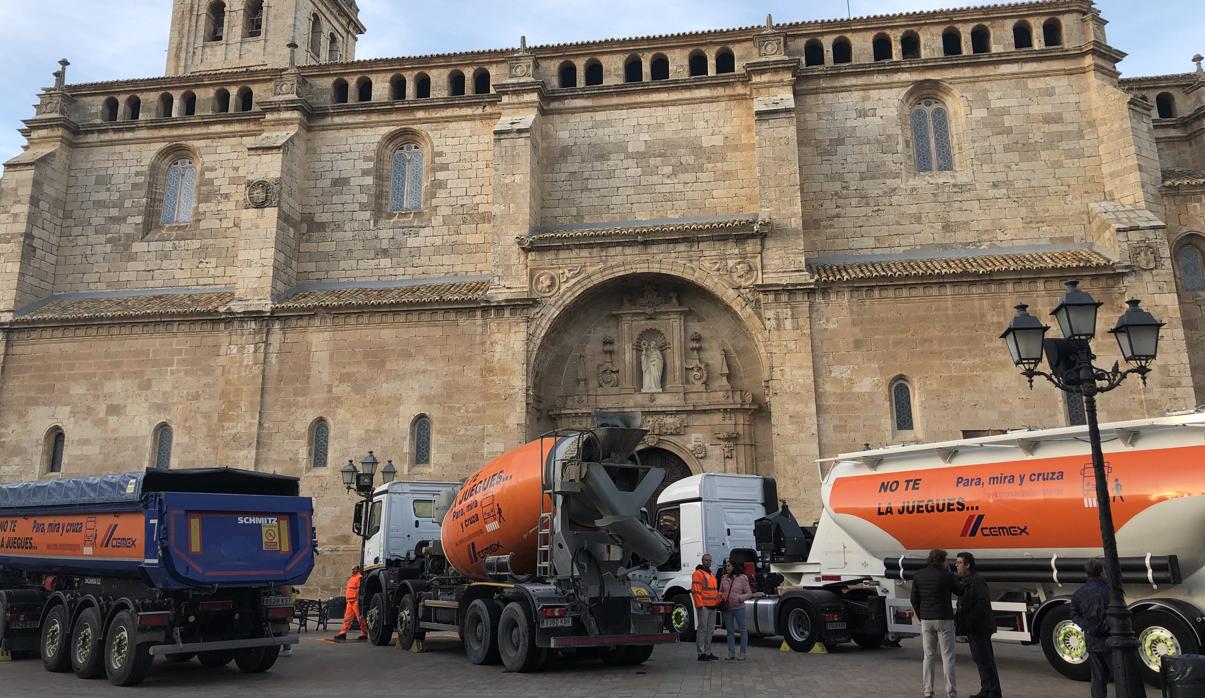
[
  {"x1": 352, "y1": 427, "x2": 678, "y2": 672},
  {"x1": 0, "y1": 468, "x2": 315, "y2": 686}
]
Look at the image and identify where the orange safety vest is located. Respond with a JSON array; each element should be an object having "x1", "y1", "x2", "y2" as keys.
[
  {"x1": 345, "y1": 571, "x2": 362, "y2": 603},
  {"x1": 691, "y1": 568, "x2": 720, "y2": 608}
]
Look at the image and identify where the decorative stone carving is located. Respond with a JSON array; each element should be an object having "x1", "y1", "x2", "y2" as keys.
[
  {"x1": 506, "y1": 35, "x2": 538, "y2": 81},
  {"x1": 730, "y1": 259, "x2": 757, "y2": 286},
  {"x1": 637, "y1": 330, "x2": 667, "y2": 393},
  {"x1": 718, "y1": 351, "x2": 732, "y2": 390},
  {"x1": 757, "y1": 36, "x2": 784, "y2": 57},
  {"x1": 560, "y1": 266, "x2": 584, "y2": 281},
  {"x1": 640, "y1": 433, "x2": 659, "y2": 448},
  {"x1": 532, "y1": 270, "x2": 560, "y2": 296},
  {"x1": 246, "y1": 179, "x2": 281, "y2": 209},
  {"x1": 624, "y1": 285, "x2": 679, "y2": 312},
  {"x1": 685, "y1": 332, "x2": 709, "y2": 386},
  {"x1": 644, "y1": 413, "x2": 685, "y2": 435},
  {"x1": 597, "y1": 336, "x2": 619, "y2": 388},
  {"x1": 714, "y1": 431, "x2": 739, "y2": 459},
  {"x1": 691, "y1": 443, "x2": 708, "y2": 459},
  {"x1": 701, "y1": 259, "x2": 725, "y2": 273},
  {"x1": 1130, "y1": 242, "x2": 1158, "y2": 271}
]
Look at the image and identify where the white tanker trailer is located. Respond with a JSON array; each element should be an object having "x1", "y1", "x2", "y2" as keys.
[{"x1": 656, "y1": 411, "x2": 1205, "y2": 688}]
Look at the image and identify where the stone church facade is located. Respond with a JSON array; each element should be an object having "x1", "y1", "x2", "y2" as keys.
[{"x1": 0, "y1": 0, "x2": 1202, "y2": 593}]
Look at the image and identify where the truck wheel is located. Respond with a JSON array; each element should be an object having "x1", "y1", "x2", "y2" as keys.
[
  {"x1": 197, "y1": 650, "x2": 235, "y2": 667},
  {"x1": 852, "y1": 633, "x2": 885, "y2": 650},
  {"x1": 669, "y1": 593, "x2": 696, "y2": 643},
  {"x1": 497, "y1": 602, "x2": 546, "y2": 672},
  {"x1": 234, "y1": 644, "x2": 281, "y2": 674},
  {"x1": 1134, "y1": 609, "x2": 1200, "y2": 688},
  {"x1": 40, "y1": 604, "x2": 72, "y2": 673},
  {"x1": 70, "y1": 607, "x2": 106, "y2": 679},
  {"x1": 780, "y1": 599, "x2": 819, "y2": 653},
  {"x1": 1038, "y1": 604, "x2": 1091, "y2": 681},
  {"x1": 104, "y1": 610, "x2": 154, "y2": 686},
  {"x1": 600, "y1": 646, "x2": 628, "y2": 666},
  {"x1": 463, "y1": 598, "x2": 502, "y2": 665},
  {"x1": 624, "y1": 645, "x2": 654, "y2": 665},
  {"x1": 396, "y1": 594, "x2": 425, "y2": 650},
  {"x1": 367, "y1": 591, "x2": 394, "y2": 647}
]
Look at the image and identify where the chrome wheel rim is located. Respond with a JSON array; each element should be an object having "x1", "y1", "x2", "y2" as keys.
[
  {"x1": 110, "y1": 627, "x2": 129, "y2": 670},
  {"x1": 367, "y1": 605, "x2": 380, "y2": 635},
  {"x1": 788, "y1": 608, "x2": 812, "y2": 643},
  {"x1": 397, "y1": 606, "x2": 413, "y2": 640},
  {"x1": 45, "y1": 618, "x2": 63, "y2": 658},
  {"x1": 75, "y1": 623, "x2": 92, "y2": 663},
  {"x1": 671, "y1": 605, "x2": 689, "y2": 633},
  {"x1": 1138, "y1": 624, "x2": 1180, "y2": 671},
  {"x1": 1053, "y1": 619, "x2": 1088, "y2": 665}
]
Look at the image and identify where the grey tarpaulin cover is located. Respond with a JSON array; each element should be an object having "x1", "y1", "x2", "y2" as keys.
[{"x1": 0, "y1": 468, "x2": 300, "y2": 510}]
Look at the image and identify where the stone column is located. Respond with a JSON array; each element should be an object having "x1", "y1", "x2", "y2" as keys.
[{"x1": 746, "y1": 23, "x2": 807, "y2": 284}]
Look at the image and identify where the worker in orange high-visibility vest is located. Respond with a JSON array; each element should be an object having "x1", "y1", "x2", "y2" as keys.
[
  {"x1": 333, "y1": 565, "x2": 367, "y2": 642},
  {"x1": 690, "y1": 553, "x2": 720, "y2": 661}
]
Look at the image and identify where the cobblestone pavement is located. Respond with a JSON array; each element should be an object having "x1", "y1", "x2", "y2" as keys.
[{"x1": 2, "y1": 632, "x2": 1095, "y2": 697}]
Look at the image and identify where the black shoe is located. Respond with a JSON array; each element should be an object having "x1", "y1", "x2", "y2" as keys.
[
  {"x1": 331, "y1": 634, "x2": 346, "y2": 642},
  {"x1": 697, "y1": 654, "x2": 708, "y2": 661},
  {"x1": 706, "y1": 653, "x2": 719, "y2": 661}
]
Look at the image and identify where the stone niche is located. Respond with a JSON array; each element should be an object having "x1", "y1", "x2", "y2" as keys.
[{"x1": 531, "y1": 274, "x2": 768, "y2": 476}]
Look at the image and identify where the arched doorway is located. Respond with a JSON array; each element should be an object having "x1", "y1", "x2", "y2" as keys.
[{"x1": 637, "y1": 446, "x2": 693, "y2": 504}]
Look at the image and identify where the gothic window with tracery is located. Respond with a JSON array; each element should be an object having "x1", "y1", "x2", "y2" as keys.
[
  {"x1": 911, "y1": 98, "x2": 954, "y2": 173},
  {"x1": 413, "y1": 416, "x2": 432, "y2": 466},
  {"x1": 892, "y1": 380, "x2": 915, "y2": 431},
  {"x1": 390, "y1": 143, "x2": 425, "y2": 212},
  {"x1": 153, "y1": 424, "x2": 173, "y2": 470},
  {"x1": 161, "y1": 158, "x2": 196, "y2": 225},
  {"x1": 1176, "y1": 242, "x2": 1205, "y2": 292},
  {"x1": 311, "y1": 419, "x2": 330, "y2": 468}
]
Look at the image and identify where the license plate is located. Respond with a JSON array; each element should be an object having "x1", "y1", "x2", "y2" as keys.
[
  {"x1": 9, "y1": 621, "x2": 38, "y2": 630},
  {"x1": 539, "y1": 617, "x2": 573, "y2": 628},
  {"x1": 828, "y1": 622, "x2": 847, "y2": 630},
  {"x1": 262, "y1": 595, "x2": 293, "y2": 608}
]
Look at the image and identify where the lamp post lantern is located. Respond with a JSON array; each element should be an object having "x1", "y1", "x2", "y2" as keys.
[{"x1": 1001, "y1": 281, "x2": 1164, "y2": 698}]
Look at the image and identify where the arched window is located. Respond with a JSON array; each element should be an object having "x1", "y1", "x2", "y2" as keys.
[
  {"x1": 873, "y1": 33, "x2": 893, "y2": 61},
  {"x1": 332, "y1": 79, "x2": 349, "y2": 104},
  {"x1": 832, "y1": 37, "x2": 852, "y2": 64},
  {"x1": 624, "y1": 55, "x2": 643, "y2": 83},
  {"x1": 310, "y1": 418, "x2": 330, "y2": 468},
  {"x1": 44, "y1": 427, "x2": 65, "y2": 474},
  {"x1": 235, "y1": 86, "x2": 253, "y2": 112},
  {"x1": 1064, "y1": 391, "x2": 1086, "y2": 426},
  {"x1": 688, "y1": 51, "x2": 707, "y2": 77},
  {"x1": 449, "y1": 70, "x2": 466, "y2": 96},
  {"x1": 891, "y1": 380, "x2": 915, "y2": 432},
  {"x1": 152, "y1": 423, "x2": 173, "y2": 470},
  {"x1": 158, "y1": 93, "x2": 174, "y2": 118},
  {"x1": 308, "y1": 14, "x2": 322, "y2": 56},
  {"x1": 1042, "y1": 18, "x2": 1062, "y2": 47},
  {"x1": 355, "y1": 77, "x2": 373, "y2": 102},
  {"x1": 558, "y1": 61, "x2": 578, "y2": 87},
  {"x1": 245, "y1": 0, "x2": 264, "y2": 38},
  {"x1": 389, "y1": 142, "x2": 425, "y2": 212},
  {"x1": 584, "y1": 59, "x2": 604, "y2": 86},
  {"x1": 901, "y1": 32, "x2": 921, "y2": 59},
  {"x1": 214, "y1": 88, "x2": 230, "y2": 113},
  {"x1": 125, "y1": 96, "x2": 142, "y2": 121},
  {"x1": 181, "y1": 92, "x2": 196, "y2": 116},
  {"x1": 412, "y1": 415, "x2": 432, "y2": 467},
  {"x1": 1013, "y1": 21, "x2": 1033, "y2": 49},
  {"x1": 650, "y1": 54, "x2": 669, "y2": 80},
  {"x1": 1176, "y1": 241, "x2": 1205, "y2": 292},
  {"x1": 910, "y1": 98, "x2": 955, "y2": 172},
  {"x1": 328, "y1": 34, "x2": 340, "y2": 62},
  {"x1": 942, "y1": 27, "x2": 962, "y2": 56},
  {"x1": 715, "y1": 48, "x2": 735, "y2": 74},
  {"x1": 390, "y1": 74, "x2": 406, "y2": 100},
  {"x1": 971, "y1": 25, "x2": 991, "y2": 54},
  {"x1": 205, "y1": 1, "x2": 226, "y2": 42},
  {"x1": 102, "y1": 97, "x2": 119, "y2": 122},
  {"x1": 160, "y1": 157, "x2": 197, "y2": 225},
  {"x1": 1156, "y1": 93, "x2": 1176, "y2": 119},
  {"x1": 804, "y1": 39, "x2": 824, "y2": 67},
  {"x1": 473, "y1": 68, "x2": 491, "y2": 94},
  {"x1": 415, "y1": 73, "x2": 431, "y2": 98}
]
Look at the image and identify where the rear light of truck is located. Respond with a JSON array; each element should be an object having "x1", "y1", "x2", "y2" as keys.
[
  {"x1": 267, "y1": 606, "x2": 293, "y2": 620},
  {"x1": 541, "y1": 607, "x2": 569, "y2": 619},
  {"x1": 137, "y1": 611, "x2": 170, "y2": 627},
  {"x1": 823, "y1": 611, "x2": 844, "y2": 623},
  {"x1": 5, "y1": 610, "x2": 39, "y2": 629},
  {"x1": 198, "y1": 600, "x2": 234, "y2": 612}
]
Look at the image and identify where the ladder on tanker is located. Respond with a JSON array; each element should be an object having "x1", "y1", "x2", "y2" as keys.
[{"x1": 535, "y1": 436, "x2": 556, "y2": 578}]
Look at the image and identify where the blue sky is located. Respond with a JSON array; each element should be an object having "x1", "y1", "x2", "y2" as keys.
[{"x1": 0, "y1": 1, "x2": 1199, "y2": 169}]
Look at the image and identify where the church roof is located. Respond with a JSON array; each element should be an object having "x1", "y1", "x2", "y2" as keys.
[
  {"x1": 12, "y1": 290, "x2": 235, "y2": 322},
  {"x1": 275, "y1": 280, "x2": 492, "y2": 311},
  {"x1": 808, "y1": 247, "x2": 1113, "y2": 282},
  {"x1": 1163, "y1": 168, "x2": 1205, "y2": 187}
]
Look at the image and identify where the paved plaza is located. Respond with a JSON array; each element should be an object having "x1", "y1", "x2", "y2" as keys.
[{"x1": 1, "y1": 632, "x2": 1095, "y2": 697}]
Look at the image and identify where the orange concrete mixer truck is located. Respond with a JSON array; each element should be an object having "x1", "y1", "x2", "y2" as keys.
[
  {"x1": 348, "y1": 426, "x2": 677, "y2": 671},
  {"x1": 653, "y1": 410, "x2": 1205, "y2": 688}
]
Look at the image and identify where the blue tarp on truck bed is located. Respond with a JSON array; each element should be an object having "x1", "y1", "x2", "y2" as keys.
[{"x1": 0, "y1": 468, "x2": 300, "y2": 510}]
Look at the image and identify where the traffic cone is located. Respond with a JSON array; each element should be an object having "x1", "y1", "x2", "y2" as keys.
[
  {"x1": 779, "y1": 640, "x2": 791, "y2": 652},
  {"x1": 410, "y1": 638, "x2": 425, "y2": 653},
  {"x1": 808, "y1": 642, "x2": 828, "y2": 654}
]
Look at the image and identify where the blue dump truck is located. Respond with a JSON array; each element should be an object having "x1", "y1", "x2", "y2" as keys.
[{"x1": 0, "y1": 468, "x2": 315, "y2": 686}]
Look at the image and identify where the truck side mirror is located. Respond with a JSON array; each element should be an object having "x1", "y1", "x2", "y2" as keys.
[{"x1": 352, "y1": 500, "x2": 365, "y2": 536}]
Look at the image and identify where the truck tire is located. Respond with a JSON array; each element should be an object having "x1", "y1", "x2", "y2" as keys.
[
  {"x1": 367, "y1": 591, "x2": 394, "y2": 647},
  {"x1": 623, "y1": 645, "x2": 654, "y2": 665},
  {"x1": 669, "y1": 593, "x2": 696, "y2": 643},
  {"x1": 1134, "y1": 609, "x2": 1200, "y2": 688},
  {"x1": 104, "y1": 610, "x2": 154, "y2": 686},
  {"x1": 852, "y1": 633, "x2": 885, "y2": 650},
  {"x1": 1039, "y1": 604, "x2": 1091, "y2": 681},
  {"x1": 70, "y1": 607, "x2": 106, "y2": 679},
  {"x1": 498, "y1": 602, "x2": 546, "y2": 672},
  {"x1": 197, "y1": 650, "x2": 235, "y2": 667},
  {"x1": 780, "y1": 598, "x2": 819, "y2": 653},
  {"x1": 234, "y1": 644, "x2": 281, "y2": 674},
  {"x1": 463, "y1": 598, "x2": 502, "y2": 665},
  {"x1": 396, "y1": 594, "x2": 424, "y2": 650},
  {"x1": 40, "y1": 604, "x2": 72, "y2": 673}
]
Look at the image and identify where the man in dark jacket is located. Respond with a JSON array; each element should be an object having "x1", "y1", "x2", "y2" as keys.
[
  {"x1": 911, "y1": 548, "x2": 963, "y2": 698},
  {"x1": 1070, "y1": 559, "x2": 1111, "y2": 698},
  {"x1": 956, "y1": 552, "x2": 1001, "y2": 698}
]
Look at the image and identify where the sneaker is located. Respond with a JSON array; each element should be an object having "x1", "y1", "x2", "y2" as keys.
[
  {"x1": 725, "y1": 655, "x2": 736, "y2": 661},
  {"x1": 356, "y1": 635, "x2": 369, "y2": 642},
  {"x1": 706, "y1": 654, "x2": 719, "y2": 661},
  {"x1": 331, "y1": 634, "x2": 346, "y2": 642},
  {"x1": 697, "y1": 654, "x2": 708, "y2": 662},
  {"x1": 737, "y1": 654, "x2": 746, "y2": 661}
]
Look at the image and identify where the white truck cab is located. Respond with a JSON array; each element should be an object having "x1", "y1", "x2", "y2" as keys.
[{"x1": 355, "y1": 480, "x2": 458, "y2": 569}]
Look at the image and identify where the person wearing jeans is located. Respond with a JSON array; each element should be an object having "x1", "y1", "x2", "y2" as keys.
[
  {"x1": 718, "y1": 560, "x2": 761, "y2": 660},
  {"x1": 690, "y1": 553, "x2": 720, "y2": 661},
  {"x1": 911, "y1": 549, "x2": 964, "y2": 698}
]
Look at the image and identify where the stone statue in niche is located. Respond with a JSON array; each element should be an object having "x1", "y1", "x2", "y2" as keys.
[{"x1": 640, "y1": 340, "x2": 665, "y2": 393}]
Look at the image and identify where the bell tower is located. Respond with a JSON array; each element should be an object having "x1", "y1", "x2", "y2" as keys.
[{"x1": 166, "y1": 0, "x2": 366, "y2": 76}]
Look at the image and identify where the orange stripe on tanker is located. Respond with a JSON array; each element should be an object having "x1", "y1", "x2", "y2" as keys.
[{"x1": 441, "y1": 438, "x2": 555, "y2": 581}]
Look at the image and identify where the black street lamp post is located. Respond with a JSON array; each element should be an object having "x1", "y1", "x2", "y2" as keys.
[
  {"x1": 341, "y1": 452, "x2": 399, "y2": 560},
  {"x1": 1001, "y1": 280, "x2": 1164, "y2": 698}
]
